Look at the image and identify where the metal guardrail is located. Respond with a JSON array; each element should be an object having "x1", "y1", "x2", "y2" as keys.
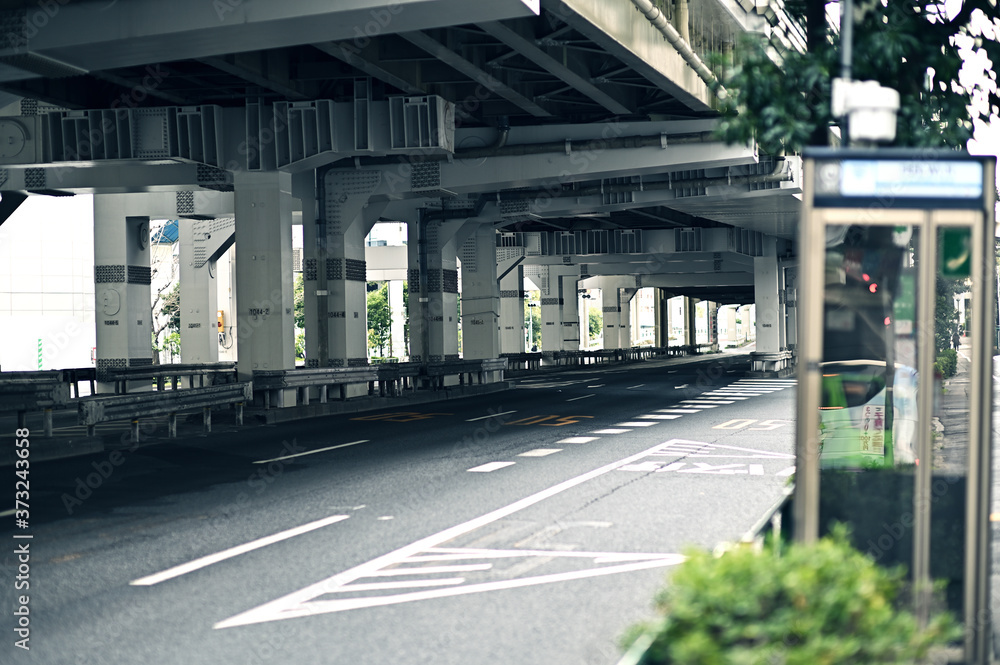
[
  {"x1": 253, "y1": 358, "x2": 507, "y2": 408},
  {"x1": 500, "y1": 352, "x2": 543, "y2": 370},
  {"x1": 78, "y1": 381, "x2": 252, "y2": 441},
  {"x1": 0, "y1": 371, "x2": 71, "y2": 436},
  {"x1": 105, "y1": 362, "x2": 237, "y2": 394},
  {"x1": 254, "y1": 366, "x2": 379, "y2": 407},
  {"x1": 547, "y1": 346, "x2": 686, "y2": 366},
  {"x1": 424, "y1": 358, "x2": 506, "y2": 389},
  {"x1": 61, "y1": 367, "x2": 97, "y2": 398}
]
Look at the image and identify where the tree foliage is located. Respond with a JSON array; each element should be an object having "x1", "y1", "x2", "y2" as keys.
[
  {"x1": 367, "y1": 281, "x2": 392, "y2": 357},
  {"x1": 714, "y1": 1, "x2": 1000, "y2": 153}
]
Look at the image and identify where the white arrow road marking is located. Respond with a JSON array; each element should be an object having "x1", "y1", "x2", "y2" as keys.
[{"x1": 214, "y1": 441, "x2": 685, "y2": 629}]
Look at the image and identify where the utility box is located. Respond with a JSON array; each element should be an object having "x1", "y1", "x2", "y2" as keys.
[{"x1": 794, "y1": 149, "x2": 996, "y2": 663}]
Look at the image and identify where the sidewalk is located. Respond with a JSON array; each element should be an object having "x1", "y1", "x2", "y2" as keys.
[{"x1": 938, "y1": 338, "x2": 999, "y2": 659}]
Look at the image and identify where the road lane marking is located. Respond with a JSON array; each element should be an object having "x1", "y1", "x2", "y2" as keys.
[
  {"x1": 657, "y1": 409, "x2": 700, "y2": 414},
  {"x1": 626, "y1": 384, "x2": 645, "y2": 390},
  {"x1": 0, "y1": 509, "x2": 14, "y2": 518},
  {"x1": 587, "y1": 384, "x2": 605, "y2": 388},
  {"x1": 749, "y1": 465, "x2": 764, "y2": 475},
  {"x1": 679, "y1": 402, "x2": 719, "y2": 408},
  {"x1": 777, "y1": 466, "x2": 796, "y2": 477},
  {"x1": 637, "y1": 414, "x2": 682, "y2": 420},
  {"x1": 466, "y1": 410, "x2": 517, "y2": 422},
  {"x1": 467, "y1": 462, "x2": 516, "y2": 473},
  {"x1": 689, "y1": 399, "x2": 735, "y2": 404},
  {"x1": 653, "y1": 440, "x2": 795, "y2": 459},
  {"x1": 332, "y1": 579, "x2": 466, "y2": 592},
  {"x1": 591, "y1": 429, "x2": 630, "y2": 434},
  {"x1": 215, "y1": 440, "x2": 687, "y2": 628},
  {"x1": 519, "y1": 448, "x2": 563, "y2": 457},
  {"x1": 371, "y1": 564, "x2": 493, "y2": 576},
  {"x1": 616, "y1": 421, "x2": 657, "y2": 427},
  {"x1": 254, "y1": 440, "x2": 369, "y2": 464},
  {"x1": 566, "y1": 394, "x2": 595, "y2": 402},
  {"x1": 557, "y1": 437, "x2": 598, "y2": 444},
  {"x1": 130, "y1": 515, "x2": 350, "y2": 586}
]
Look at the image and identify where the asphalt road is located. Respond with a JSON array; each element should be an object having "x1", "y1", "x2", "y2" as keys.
[{"x1": 2, "y1": 353, "x2": 796, "y2": 665}]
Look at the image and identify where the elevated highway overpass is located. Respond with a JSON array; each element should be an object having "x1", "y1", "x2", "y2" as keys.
[{"x1": 0, "y1": 0, "x2": 804, "y2": 406}]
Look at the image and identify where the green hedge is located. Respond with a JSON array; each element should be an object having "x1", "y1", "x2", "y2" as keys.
[
  {"x1": 626, "y1": 526, "x2": 958, "y2": 664},
  {"x1": 935, "y1": 349, "x2": 958, "y2": 379}
]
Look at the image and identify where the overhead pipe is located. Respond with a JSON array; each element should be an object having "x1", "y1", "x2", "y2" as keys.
[
  {"x1": 627, "y1": 0, "x2": 726, "y2": 98},
  {"x1": 489, "y1": 158, "x2": 790, "y2": 201},
  {"x1": 344, "y1": 130, "x2": 719, "y2": 169}
]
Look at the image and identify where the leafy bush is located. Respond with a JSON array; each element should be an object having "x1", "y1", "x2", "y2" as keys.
[
  {"x1": 628, "y1": 526, "x2": 958, "y2": 664},
  {"x1": 935, "y1": 349, "x2": 958, "y2": 379}
]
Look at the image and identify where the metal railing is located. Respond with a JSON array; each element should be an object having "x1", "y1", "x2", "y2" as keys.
[
  {"x1": 253, "y1": 358, "x2": 507, "y2": 408},
  {"x1": 78, "y1": 382, "x2": 252, "y2": 442},
  {"x1": 0, "y1": 371, "x2": 71, "y2": 436},
  {"x1": 105, "y1": 362, "x2": 237, "y2": 394}
]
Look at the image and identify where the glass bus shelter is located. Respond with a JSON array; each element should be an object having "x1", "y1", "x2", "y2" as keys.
[{"x1": 795, "y1": 148, "x2": 996, "y2": 663}]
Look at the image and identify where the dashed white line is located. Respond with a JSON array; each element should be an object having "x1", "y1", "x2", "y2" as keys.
[
  {"x1": 592, "y1": 429, "x2": 630, "y2": 434},
  {"x1": 587, "y1": 384, "x2": 605, "y2": 388},
  {"x1": 616, "y1": 421, "x2": 657, "y2": 427},
  {"x1": 130, "y1": 515, "x2": 351, "y2": 586},
  {"x1": 637, "y1": 414, "x2": 682, "y2": 420},
  {"x1": 657, "y1": 409, "x2": 701, "y2": 414},
  {"x1": 680, "y1": 402, "x2": 719, "y2": 408},
  {"x1": 557, "y1": 437, "x2": 599, "y2": 444},
  {"x1": 468, "y1": 462, "x2": 516, "y2": 473},
  {"x1": 254, "y1": 441, "x2": 368, "y2": 464},
  {"x1": 519, "y1": 448, "x2": 563, "y2": 457},
  {"x1": 466, "y1": 410, "x2": 517, "y2": 422},
  {"x1": 566, "y1": 394, "x2": 595, "y2": 402},
  {"x1": 626, "y1": 384, "x2": 645, "y2": 390}
]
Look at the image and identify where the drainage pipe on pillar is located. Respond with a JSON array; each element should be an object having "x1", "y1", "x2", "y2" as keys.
[
  {"x1": 674, "y1": 0, "x2": 690, "y2": 42},
  {"x1": 628, "y1": 0, "x2": 725, "y2": 97}
]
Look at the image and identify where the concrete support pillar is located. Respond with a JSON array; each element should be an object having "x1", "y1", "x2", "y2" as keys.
[
  {"x1": 298, "y1": 172, "x2": 321, "y2": 368},
  {"x1": 753, "y1": 239, "x2": 782, "y2": 355},
  {"x1": 539, "y1": 266, "x2": 575, "y2": 352},
  {"x1": 684, "y1": 296, "x2": 697, "y2": 350},
  {"x1": 560, "y1": 274, "x2": 581, "y2": 350},
  {"x1": 784, "y1": 264, "x2": 798, "y2": 352},
  {"x1": 93, "y1": 196, "x2": 152, "y2": 392},
  {"x1": 459, "y1": 224, "x2": 500, "y2": 359},
  {"x1": 620, "y1": 288, "x2": 636, "y2": 348},
  {"x1": 407, "y1": 214, "x2": 465, "y2": 363},
  {"x1": 388, "y1": 279, "x2": 405, "y2": 359},
  {"x1": 179, "y1": 219, "x2": 219, "y2": 363},
  {"x1": 674, "y1": 0, "x2": 690, "y2": 42},
  {"x1": 499, "y1": 264, "x2": 524, "y2": 354},
  {"x1": 707, "y1": 301, "x2": 719, "y2": 352},
  {"x1": 541, "y1": 292, "x2": 561, "y2": 353},
  {"x1": 307, "y1": 169, "x2": 384, "y2": 368},
  {"x1": 654, "y1": 289, "x2": 671, "y2": 347},
  {"x1": 601, "y1": 280, "x2": 622, "y2": 350},
  {"x1": 234, "y1": 171, "x2": 295, "y2": 385}
]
